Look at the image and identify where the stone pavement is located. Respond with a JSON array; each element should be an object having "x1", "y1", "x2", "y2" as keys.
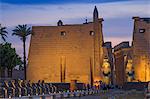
[{"x1": 9, "y1": 89, "x2": 145, "y2": 99}]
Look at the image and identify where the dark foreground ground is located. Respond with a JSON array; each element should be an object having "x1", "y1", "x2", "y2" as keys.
[
  {"x1": 71, "y1": 90, "x2": 145, "y2": 99},
  {"x1": 16, "y1": 89, "x2": 145, "y2": 99}
]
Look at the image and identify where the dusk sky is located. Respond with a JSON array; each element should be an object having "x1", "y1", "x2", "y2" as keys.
[{"x1": 0, "y1": 0, "x2": 150, "y2": 58}]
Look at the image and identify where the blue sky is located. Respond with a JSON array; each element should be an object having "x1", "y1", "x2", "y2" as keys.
[
  {"x1": 0, "y1": 0, "x2": 150, "y2": 58},
  {"x1": 1, "y1": 0, "x2": 131, "y2": 4}
]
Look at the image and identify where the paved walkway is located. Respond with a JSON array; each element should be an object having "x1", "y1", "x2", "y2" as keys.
[{"x1": 14, "y1": 90, "x2": 145, "y2": 99}]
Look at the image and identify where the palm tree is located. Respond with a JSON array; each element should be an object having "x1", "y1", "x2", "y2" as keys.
[
  {"x1": 0, "y1": 24, "x2": 8, "y2": 42},
  {"x1": 12, "y1": 24, "x2": 32, "y2": 80}
]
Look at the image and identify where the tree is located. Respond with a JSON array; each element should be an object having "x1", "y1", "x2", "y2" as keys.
[
  {"x1": 0, "y1": 44, "x2": 5, "y2": 77},
  {"x1": 0, "y1": 24, "x2": 8, "y2": 42},
  {"x1": 12, "y1": 24, "x2": 32, "y2": 80},
  {"x1": 0, "y1": 43, "x2": 22, "y2": 78}
]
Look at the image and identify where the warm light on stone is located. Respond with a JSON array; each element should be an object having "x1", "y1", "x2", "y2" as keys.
[
  {"x1": 27, "y1": 7, "x2": 105, "y2": 84},
  {"x1": 102, "y1": 58, "x2": 111, "y2": 84},
  {"x1": 126, "y1": 59, "x2": 133, "y2": 82},
  {"x1": 132, "y1": 17, "x2": 150, "y2": 82}
]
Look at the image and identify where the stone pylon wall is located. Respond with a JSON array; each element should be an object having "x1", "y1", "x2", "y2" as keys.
[
  {"x1": 132, "y1": 17, "x2": 150, "y2": 82},
  {"x1": 27, "y1": 7, "x2": 105, "y2": 84}
]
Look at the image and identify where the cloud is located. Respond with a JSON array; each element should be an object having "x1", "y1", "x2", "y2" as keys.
[
  {"x1": 1, "y1": 0, "x2": 149, "y2": 56},
  {"x1": 100, "y1": 1, "x2": 150, "y2": 19},
  {"x1": 1, "y1": 0, "x2": 134, "y2": 5},
  {"x1": 1, "y1": 1, "x2": 149, "y2": 27}
]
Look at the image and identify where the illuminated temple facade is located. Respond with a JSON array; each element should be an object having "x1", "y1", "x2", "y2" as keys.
[
  {"x1": 27, "y1": 7, "x2": 150, "y2": 85},
  {"x1": 27, "y1": 7, "x2": 113, "y2": 84},
  {"x1": 113, "y1": 17, "x2": 150, "y2": 85},
  {"x1": 132, "y1": 17, "x2": 150, "y2": 82}
]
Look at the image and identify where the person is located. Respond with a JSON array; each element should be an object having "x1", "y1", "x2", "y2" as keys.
[
  {"x1": 148, "y1": 81, "x2": 150, "y2": 93},
  {"x1": 86, "y1": 84, "x2": 90, "y2": 91},
  {"x1": 146, "y1": 81, "x2": 150, "y2": 99}
]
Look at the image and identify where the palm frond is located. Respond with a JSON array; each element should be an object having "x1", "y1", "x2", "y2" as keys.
[
  {"x1": 12, "y1": 24, "x2": 33, "y2": 41},
  {"x1": 1, "y1": 33, "x2": 7, "y2": 37},
  {"x1": 0, "y1": 26, "x2": 8, "y2": 41},
  {"x1": 2, "y1": 36, "x2": 6, "y2": 41}
]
